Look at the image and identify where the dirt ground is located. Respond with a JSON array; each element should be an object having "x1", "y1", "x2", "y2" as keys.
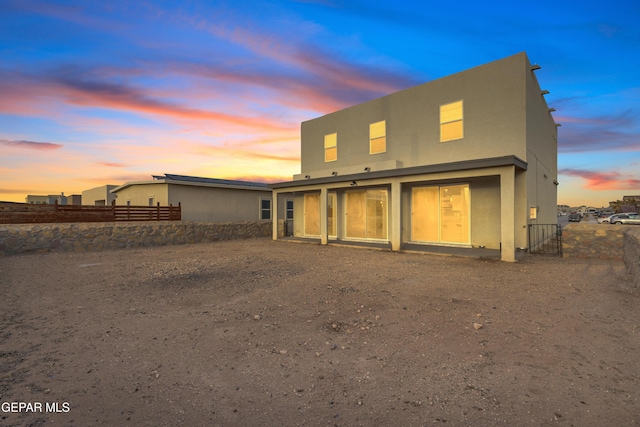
[{"x1": 1, "y1": 238, "x2": 639, "y2": 426}]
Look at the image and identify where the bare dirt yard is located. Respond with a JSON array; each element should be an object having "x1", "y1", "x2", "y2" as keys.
[{"x1": 1, "y1": 238, "x2": 639, "y2": 426}]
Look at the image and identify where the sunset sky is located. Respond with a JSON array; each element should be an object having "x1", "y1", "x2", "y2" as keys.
[{"x1": 1, "y1": 0, "x2": 639, "y2": 207}]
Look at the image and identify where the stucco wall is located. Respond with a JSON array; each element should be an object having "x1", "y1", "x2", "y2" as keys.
[
  {"x1": 81, "y1": 185, "x2": 118, "y2": 206},
  {"x1": 624, "y1": 227, "x2": 640, "y2": 288},
  {"x1": 0, "y1": 221, "x2": 272, "y2": 256},
  {"x1": 114, "y1": 184, "x2": 272, "y2": 222},
  {"x1": 300, "y1": 53, "x2": 531, "y2": 178}
]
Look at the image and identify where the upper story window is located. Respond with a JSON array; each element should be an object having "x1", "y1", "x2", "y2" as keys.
[
  {"x1": 440, "y1": 100, "x2": 463, "y2": 142},
  {"x1": 370, "y1": 120, "x2": 386, "y2": 154},
  {"x1": 324, "y1": 133, "x2": 337, "y2": 162}
]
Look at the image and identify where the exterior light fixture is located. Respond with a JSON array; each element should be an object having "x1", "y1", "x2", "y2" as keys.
[
  {"x1": 332, "y1": 171, "x2": 338, "y2": 176},
  {"x1": 548, "y1": 108, "x2": 556, "y2": 112},
  {"x1": 350, "y1": 181, "x2": 357, "y2": 187},
  {"x1": 541, "y1": 90, "x2": 549, "y2": 95},
  {"x1": 305, "y1": 175, "x2": 310, "y2": 179},
  {"x1": 555, "y1": 123, "x2": 562, "y2": 127},
  {"x1": 553, "y1": 180, "x2": 559, "y2": 186},
  {"x1": 531, "y1": 64, "x2": 541, "y2": 71},
  {"x1": 364, "y1": 167, "x2": 371, "y2": 172}
]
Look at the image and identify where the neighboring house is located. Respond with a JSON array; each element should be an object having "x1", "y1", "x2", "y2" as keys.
[
  {"x1": 66, "y1": 194, "x2": 82, "y2": 205},
  {"x1": 619, "y1": 195, "x2": 640, "y2": 214},
  {"x1": 110, "y1": 174, "x2": 279, "y2": 223},
  {"x1": 26, "y1": 194, "x2": 68, "y2": 204},
  {"x1": 82, "y1": 185, "x2": 118, "y2": 206},
  {"x1": 270, "y1": 52, "x2": 558, "y2": 262}
]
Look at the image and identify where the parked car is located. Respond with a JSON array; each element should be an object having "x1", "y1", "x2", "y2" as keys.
[
  {"x1": 609, "y1": 213, "x2": 640, "y2": 225},
  {"x1": 568, "y1": 213, "x2": 582, "y2": 222},
  {"x1": 597, "y1": 214, "x2": 614, "y2": 224}
]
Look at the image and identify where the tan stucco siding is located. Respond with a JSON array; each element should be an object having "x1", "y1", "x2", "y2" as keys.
[
  {"x1": 114, "y1": 184, "x2": 169, "y2": 206},
  {"x1": 524, "y1": 62, "x2": 558, "y2": 226},
  {"x1": 81, "y1": 185, "x2": 117, "y2": 206},
  {"x1": 300, "y1": 53, "x2": 530, "y2": 179},
  {"x1": 167, "y1": 185, "x2": 271, "y2": 222}
]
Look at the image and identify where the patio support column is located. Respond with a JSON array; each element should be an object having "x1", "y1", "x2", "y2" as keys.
[
  {"x1": 271, "y1": 189, "x2": 279, "y2": 241},
  {"x1": 320, "y1": 187, "x2": 328, "y2": 245},
  {"x1": 500, "y1": 166, "x2": 516, "y2": 262},
  {"x1": 390, "y1": 180, "x2": 402, "y2": 251}
]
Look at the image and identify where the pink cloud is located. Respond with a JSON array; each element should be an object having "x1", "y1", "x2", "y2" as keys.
[
  {"x1": 0, "y1": 68, "x2": 297, "y2": 132},
  {"x1": 0, "y1": 139, "x2": 63, "y2": 150},
  {"x1": 560, "y1": 168, "x2": 640, "y2": 190},
  {"x1": 193, "y1": 143, "x2": 300, "y2": 163},
  {"x1": 96, "y1": 162, "x2": 126, "y2": 168},
  {"x1": 51, "y1": 72, "x2": 295, "y2": 131}
]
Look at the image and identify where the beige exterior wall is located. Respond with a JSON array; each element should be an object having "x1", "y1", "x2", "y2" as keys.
[
  {"x1": 25, "y1": 195, "x2": 50, "y2": 204},
  {"x1": 525, "y1": 60, "x2": 559, "y2": 225},
  {"x1": 114, "y1": 183, "x2": 170, "y2": 207},
  {"x1": 113, "y1": 182, "x2": 273, "y2": 222},
  {"x1": 167, "y1": 184, "x2": 271, "y2": 222},
  {"x1": 299, "y1": 53, "x2": 532, "y2": 179},
  {"x1": 81, "y1": 185, "x2": 118, "y2": 206}
]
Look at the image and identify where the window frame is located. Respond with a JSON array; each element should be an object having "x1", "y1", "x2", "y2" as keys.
[
  {"x1": 285, "y1": 199, "x2": 294, "y2": 220},
  {"x1": 369, "y1": 120, "x2": 386, "y2": 155},
  {"x1": 260, "y1": 198, "x2": 272, "y2": 220},
  {"x1": 440, "y1": 100, "x2": 464, "y2": 142},
  {"x1": 324, "y1": 133, "x2": 337, "y2": 162}
]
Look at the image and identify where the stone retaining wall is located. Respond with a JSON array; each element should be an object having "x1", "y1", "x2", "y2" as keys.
[
  {"x1": 0, "y1": 221, "x2": 273, "y2": 256},
  {"x1": 561, "y1": 223, "x2": 630, "y2": 261},
  {"x1": 624, "y1": 228, "x2": 640, "y2": 288}
]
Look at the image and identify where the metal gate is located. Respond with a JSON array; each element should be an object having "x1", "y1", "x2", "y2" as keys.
[{"x1": 528, "y1": 224, "x2": 563, "y2": 256}]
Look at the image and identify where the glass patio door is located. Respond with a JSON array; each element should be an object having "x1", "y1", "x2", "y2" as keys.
[
  {"x1": 304, "y1": 192, "x2": 337, "y2": 237},
  {"x1": 411, "y1": 184, "x2": 469, "y2": 244},
  {"x1": 345, "y1": 189, "x2": 388, "y2": 240},
  {"x1": 304, "y1": 193, "x2": 320, "y2": 236}
]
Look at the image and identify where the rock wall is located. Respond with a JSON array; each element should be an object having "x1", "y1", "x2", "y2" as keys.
[
  {"x1": 561, "y1": 224, "x2": 630, "y2": 261},
  {"x1": 0, "y1": 221, "x2": 272, "y2": 256},
  {"x1": 624, "y1": 228, "x2": 640, "y2": 288}
]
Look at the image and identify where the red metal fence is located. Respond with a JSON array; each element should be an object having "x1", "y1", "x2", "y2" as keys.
[{"x1": 0, "y1": 202, "x2": 181, "y2": 224}]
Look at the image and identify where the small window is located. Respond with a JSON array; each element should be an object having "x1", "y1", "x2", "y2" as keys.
[
  {"x1": 440, "y1": 100, "x2": 463, "y2": 142},
  {"x1": 286, "y1": 199, "x2": 294, "y2": 220},
  {"x1": 260, "y1": 198, "x2": 272, "y2": 220},
  {"x1": 148, "y1": 197, "x2": 154, "y2": 206},
  {"x1": 529, "y1": 206, "x2": 537, "y2": 220},
  {"x1": 324, "y1": 133, "x2": 337, "y2": 162},
  {"x1": 370, "y1": 120, "x2": 386, "y2": 154}
]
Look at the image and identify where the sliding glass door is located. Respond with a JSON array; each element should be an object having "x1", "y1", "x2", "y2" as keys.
[
  {"x1": 411, "y1": 184, "x2": 469, "y2": 244},
  {"x1": 345, "y1": 189, "x2": 388, "y2": 240}
]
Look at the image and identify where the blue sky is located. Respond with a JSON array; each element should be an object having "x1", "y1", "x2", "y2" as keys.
[{"x1": 1, "y1": 0, "x2": 638, "y2": 206}]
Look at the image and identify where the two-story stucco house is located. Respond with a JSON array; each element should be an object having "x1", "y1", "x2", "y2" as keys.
[{"x1": 270, "y1": 52, "x2": 558, "y2": 262}]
